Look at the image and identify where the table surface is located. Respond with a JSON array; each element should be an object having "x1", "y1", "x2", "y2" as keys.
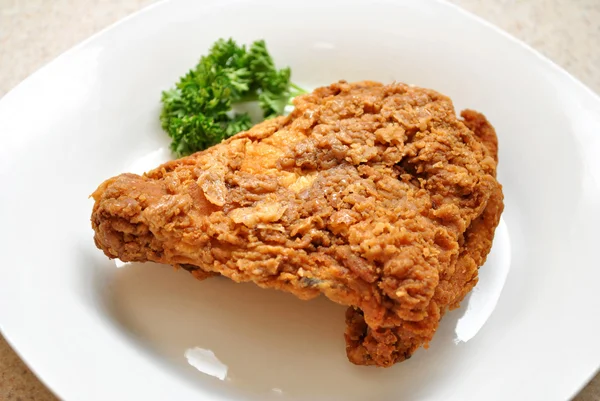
[{"x1": 0, "y1": 0, "x2": 599, "y2": 399}]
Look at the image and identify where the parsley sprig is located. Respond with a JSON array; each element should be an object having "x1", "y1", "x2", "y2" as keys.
[{"x1": 160, "y1": 39, "x2": 305, "y2": 156}]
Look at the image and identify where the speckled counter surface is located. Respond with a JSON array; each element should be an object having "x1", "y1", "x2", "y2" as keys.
[{"x1": 0, "y1": 0, "x2": 598, "y2": 399}]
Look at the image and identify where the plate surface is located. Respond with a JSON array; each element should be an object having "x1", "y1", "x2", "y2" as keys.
[{"x1": 1, "y1": 0, "x2": 599, "y2": 400}]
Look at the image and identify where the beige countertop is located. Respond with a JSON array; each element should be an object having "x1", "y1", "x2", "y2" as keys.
[{"x1": 0, "y1": 0, "x2": 599, "y2": 399}]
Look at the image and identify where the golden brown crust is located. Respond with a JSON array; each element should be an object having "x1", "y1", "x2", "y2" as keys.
[{"x1": 91, "y1": 81, "x2": 503, "y2": 366}]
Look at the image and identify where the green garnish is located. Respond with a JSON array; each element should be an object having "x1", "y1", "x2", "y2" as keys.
[{"x1": 160, "y1": 38, "x2": 305, "y2": 157}]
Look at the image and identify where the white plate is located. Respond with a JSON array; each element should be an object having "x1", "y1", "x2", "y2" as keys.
[{"x1": 1, "y1": 0, "x2": 599, "y2": 400}]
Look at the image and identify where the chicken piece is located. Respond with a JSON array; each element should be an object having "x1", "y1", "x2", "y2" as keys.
[{"x1": 91, "y1": 81, "x2": 503, "y2": 367}]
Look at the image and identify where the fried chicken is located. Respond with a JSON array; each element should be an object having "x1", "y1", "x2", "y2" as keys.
[{"x1": 91, "y1": 81, "x2": 503, "y2": 367}]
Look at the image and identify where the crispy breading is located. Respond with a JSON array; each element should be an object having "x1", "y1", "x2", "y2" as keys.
[{"x1": 91, "y1": 81, "x2": 503, "y2": 366}]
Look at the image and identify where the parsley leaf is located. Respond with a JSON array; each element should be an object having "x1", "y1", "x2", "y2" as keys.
[{"x1": 160, "y1": 38, "x2": 305, "y2": 157}]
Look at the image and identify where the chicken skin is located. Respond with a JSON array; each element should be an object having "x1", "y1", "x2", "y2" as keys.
[{"x1": 91, "y1": 81, "x2": 503, "y2": 366}]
